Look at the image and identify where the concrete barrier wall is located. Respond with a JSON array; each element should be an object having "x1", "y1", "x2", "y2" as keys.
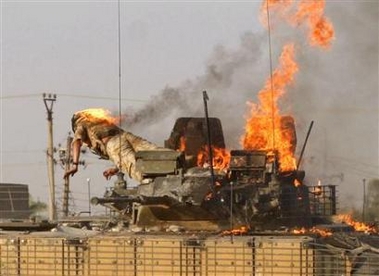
[{"x1": 0, "y1": 233, "x2": 352, "y2": 276}]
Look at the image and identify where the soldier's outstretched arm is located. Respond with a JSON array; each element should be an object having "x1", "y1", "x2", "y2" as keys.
[{"x1": 64, "y1": 139, "x2": 82, "y2": 179}]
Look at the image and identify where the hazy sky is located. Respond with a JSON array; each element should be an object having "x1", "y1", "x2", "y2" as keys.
[{"x1": 1, "y1": 1, "x2": 378, "y2": 215}]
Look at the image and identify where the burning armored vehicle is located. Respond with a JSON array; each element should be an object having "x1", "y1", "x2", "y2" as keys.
[
  {"x1": 2, "y1": 106, "x2": 378, "y2": 276},
  {"x1": 90, "y1": 113, "x2": 337, "y2": 233}
]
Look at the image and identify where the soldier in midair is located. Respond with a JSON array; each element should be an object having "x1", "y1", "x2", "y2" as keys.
[{"x1": 64, "y1": 108, "x2": 162, "y2": 182}]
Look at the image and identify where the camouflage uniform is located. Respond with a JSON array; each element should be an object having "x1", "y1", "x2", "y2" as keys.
[
  {"x1": 105, "y1": 132, "x2": 158, "y2": 181},
  {"x1": 72, "y1": 111, "x2": 158, "y2": 182}
]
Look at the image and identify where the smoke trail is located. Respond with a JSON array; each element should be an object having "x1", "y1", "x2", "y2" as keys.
[{"x1": 124, "y1": 31, "x2": 271, "y2": 147}]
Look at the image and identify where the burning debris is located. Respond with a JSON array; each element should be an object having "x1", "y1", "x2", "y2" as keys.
[
  {"x1": 221, "y1": 225, "x2": 249, "y2": 236},
  {"x1": 291, "y1": 213, "x2": 379, "y2": 237},
  {"x1": 336, "y1": 214, "x2": 378, "y2": 234},
  {"x1": 292, "y1": 226, "x2": 333, "y2": 237},
  {"x1": 196, "y1": 146, "x2": 230, "y2": 171}
]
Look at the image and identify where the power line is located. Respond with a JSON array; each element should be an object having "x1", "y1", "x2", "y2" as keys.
[
  {"x1": 325, "y1": 161, "x2": 378, "y2": 179},
  {"x1": 0, "y1": 94, "x2": 39, "y2": 99},
  {"x1": 0, "y1": 93, "x2": 148, "y2": 102},
  {"x1": 61, "y1": 93, "x2": 147, "y2": 103},
  {"x1": 327, "y1": 156, "x2": 379, "y2": 169},
  {"x1": 1, "y1": 162, "x2": 46, "y2": 167},
  {"x1": 0, "y1": 149, "x2": 45, "y2": 154}
]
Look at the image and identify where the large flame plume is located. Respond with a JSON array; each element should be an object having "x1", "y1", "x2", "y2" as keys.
[
  {"x1": 241, "y1": 0, "x2": 335, "y2": 172},
  {"x1": 242, "y1": 43, "x2": 298, "y2": 172},
  {"x1": 185, "y1": 1, "x2": 335, "y2": 174}
]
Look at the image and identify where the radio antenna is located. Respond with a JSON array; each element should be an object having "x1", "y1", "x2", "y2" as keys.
[
  {"x1": 265, "y1": 0, "x2": 276, "y2": 154},
  {"x1": 116, "y1": 0, "x2": 126, "y2": 185},
  {"x1": 203, "y1": 91, "x2": 215, "y2": 193}
]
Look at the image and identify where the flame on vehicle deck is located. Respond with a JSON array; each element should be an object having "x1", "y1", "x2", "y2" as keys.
[
  {"x1": 292, "y1": 227, "x2": 332, "y2": 237},
  {"x1": 221, "y1": 226, "x2": 249, "y2": 236},
  {"x1": 197, "y1": 146, "x2": 231, "y2": 171},
  {"x1": 337, "y1": 214, "x2": 378, "y2": 234},
  {"x1": 242, "y1": 43, "x2": 298, "y2": 173}
]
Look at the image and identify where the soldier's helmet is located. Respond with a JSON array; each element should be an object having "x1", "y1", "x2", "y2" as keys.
[{"x1": 71, "y1": 113, "x2": 80, "y2": 132}]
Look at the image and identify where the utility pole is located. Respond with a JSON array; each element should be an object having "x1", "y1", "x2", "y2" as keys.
[
  {"x1": 43, "y1": 93, "x2": 57, "y2": 221},
  {"x1": 62, "y1": 135, "x2": 73, "y2": 217}
]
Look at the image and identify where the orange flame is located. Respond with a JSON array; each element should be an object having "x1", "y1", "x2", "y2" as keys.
[
  {"x1": 337, "y1": 214, "x2": 378, "y2": 234},
  {"x1": 310, "y1": 227, "x2": 333, "y2": 237},
  {"x1": 260, "y1": 0, "x2": 335, "y2": 49},
  {"x1": 197, "y1": 146, "x2": 231, "y2": 171},
  {"x1": 222, "y1": 226, "x2": 249, "y2": 236},
  {"x1": 292, "y1": 0, "x2": 335, "y2": 48},
  {"x1": 292, "y1": 226, "x2": 332, "y2": 237},
  {"x1": 245, "y1": 0, "x2": 334, "y2": 172},
  {"x1": 178, "y1": 136, "x2": 186, "y2": 152},
  {"x1": 242, "y1": 43, "x2": 298, "y2": 172},
  {"x1": 76, "y1": 108, "x2": 119, "y2": 125},
  {"x1": 292, "y1": 227, "x2": 306, "y2": 234},
  {"x1": 294, "y1": 179, "x2": 302, "y2": 187}
]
